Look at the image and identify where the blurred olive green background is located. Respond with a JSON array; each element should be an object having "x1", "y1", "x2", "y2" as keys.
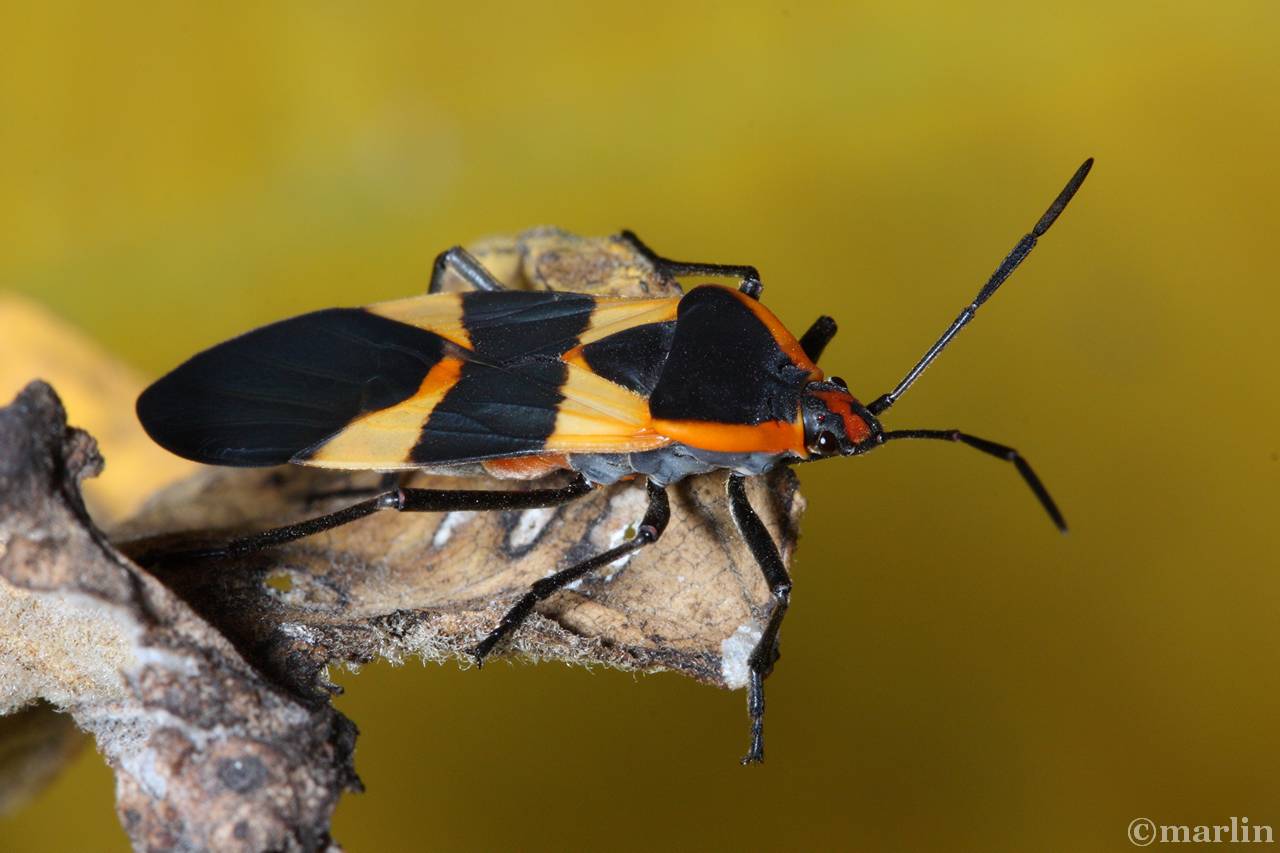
[{"x1": 4, "y1": 2, "x2": 1279, "y2": 851}]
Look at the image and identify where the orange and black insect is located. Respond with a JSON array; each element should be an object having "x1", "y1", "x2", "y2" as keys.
[{"x1": 137, "y1": 159, "x2": 1092, "y2": 764}]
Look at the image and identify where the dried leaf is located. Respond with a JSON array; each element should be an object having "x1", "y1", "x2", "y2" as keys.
[
  {"x1": 114, "y1": 228, "x2": 805, "y2": 695},
  {"x1": 118, "y1": 463, "x2": 801, "y2": 695},
  {"x1": 0, "y1": 293, "x2": 196, "y2": 523}
]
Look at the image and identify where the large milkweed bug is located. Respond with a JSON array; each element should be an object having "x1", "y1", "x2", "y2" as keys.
[{"x1": 137, "y1": 159, "x2": 1092, "y2": 763}]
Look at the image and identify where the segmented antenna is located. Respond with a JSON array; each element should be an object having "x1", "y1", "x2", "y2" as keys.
[{"x1": 866, "y1": 158, "x2": 1093, "y2": 416}]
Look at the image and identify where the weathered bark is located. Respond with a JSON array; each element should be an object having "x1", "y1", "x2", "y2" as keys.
[{"x1": 0, "y1": 382, "x2": 357, "y2": 852}]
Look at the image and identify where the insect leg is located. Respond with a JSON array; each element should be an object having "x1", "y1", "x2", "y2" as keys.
[
  {"x1": 471, "y1": 480, "x2": 670, "y2": 663},
  {"x1": 427, "y1": 246, "x2": 506, "y2": 293},
  {"x1": 798, "y1": 315, "x2": 838, "y2": 363},
  {"x1": 141, "y1": 475, "x2": 594, "y2": 564},
  {"x1": 726, "y1": 473, "x2": 791, "y2": 765},
  {"x1": 619, "y1": 229, "x2": 764, "y2": 299}
]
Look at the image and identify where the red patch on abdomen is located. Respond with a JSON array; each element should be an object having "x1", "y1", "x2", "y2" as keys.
[{"x1": 482, "y1": 453, "x2": 572, "y2": 480}]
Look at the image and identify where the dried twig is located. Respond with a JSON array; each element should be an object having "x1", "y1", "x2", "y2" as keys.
[{"x1": 0, "y1": 382, "x2": 356, "y2": 851}]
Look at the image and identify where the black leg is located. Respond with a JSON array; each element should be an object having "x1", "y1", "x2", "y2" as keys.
[
  {"x1": 428, "y1": 246, "x2": 506, "y2": 293},
  {"x1": 879, "y1": 429, "x2": 1067, "y2": 532},
  {"x1": 725, "y1": 474, "x2": 792, "y2": 765},
  {"x1": 798, "y1": 315, "x2": 838, "y2": 363},
  {"x1": 619, "y1": 229, "x2": 764, "y2": 299},
  {"x1": 471, "y1": 480, "x2": 670, "y2": 663},
  {"x1": 140, "y1": 475, "x2": 594, "y2": 564}
]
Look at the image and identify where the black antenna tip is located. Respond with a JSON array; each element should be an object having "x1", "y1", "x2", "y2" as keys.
[
  {"x1": 1051, "y1": 510, "x2": 1070, "y2": 535},
  {"x1": 1073, "y1": 157, "x2": 1095, "y2": 191},
  {"x1": 1033, "y1": 158, "x2": 1095, "y2": 237}
]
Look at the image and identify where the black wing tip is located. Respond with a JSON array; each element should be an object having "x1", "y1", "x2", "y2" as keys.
[
  {"x1": 135, "y1": 379, "x2": 188, "y2": 460},
  {"x1": 137, "y1": 378, "x2": 294, "y2": 467},
  {"x1": 135, "y1": 307, "x2": 457, "y2": 469}
]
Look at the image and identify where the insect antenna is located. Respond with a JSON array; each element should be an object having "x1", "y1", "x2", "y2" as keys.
[
  {"x1": 878, "y1": 428, "x2": 1067, "y2": 532},
  {"x1": 866, "y1": 158, "x2": 1093, "y2": 417}
]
